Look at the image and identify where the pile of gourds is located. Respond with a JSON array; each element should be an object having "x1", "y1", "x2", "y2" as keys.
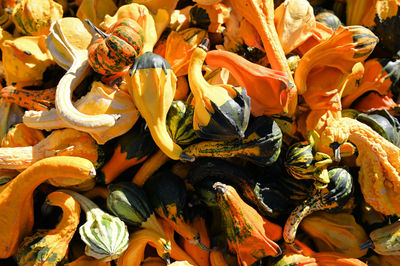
[{"x1": 1, "y1": 0, "x2": 400, "y2": 265}]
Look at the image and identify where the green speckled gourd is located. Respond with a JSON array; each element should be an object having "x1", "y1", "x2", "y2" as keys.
[
  {"x1": 283, "y1": 167, "x2": 353, "y2": 246},
  {"x1": 166, "y1": 100, "x2": 198, "y2": 146},
  {"x1": 60, "y1": 190, "x2": 129, "y2": 262},
  {"x1": 362, "y1": 219, "x2": 400, "y2": 255}
]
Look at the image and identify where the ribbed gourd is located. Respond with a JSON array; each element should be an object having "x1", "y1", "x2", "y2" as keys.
[
  {"x1": 60, "y1": 190, "x2": 129, "y2": 262},
  {"x1": 166, "y1": 100, "x2": 198, "y2": 146},
  {"x1": 126, "y1": 51, "x2": 186, "y2": 161},
  {"x1": 15, "y1": 191, "x2": 81, "y2": 266},
  {"x1": 188, "y1": 38, "x2": 251, "y2": 141},
  {"x1": 283, "y1": 167, "x2": 353, "y2": 246}
]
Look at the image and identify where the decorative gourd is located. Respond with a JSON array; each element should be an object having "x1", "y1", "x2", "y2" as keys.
[
  {"x1": 283, "y1": 167, "x2": 353, "y2": 246},
  {"x1": 209, "y1": 250, "x2": 229, "y2": 266},
  {"x1": 362, "y1": 220, "x2": 400, "y2": 255},
  {"x1": 144, "y1": 171, "x2": 209, "y2": 251},
  {"x1": 60, "y1": 190, "x2": 129, "y2": 261},
  {"x1": 204, "y1": 49, "x2": 293, "y2": 116},
  {"x1": 12, "y1": 0, "x2": 63, "y2": 36},
  {"x1": 23, "y1": 80, "x2": 139, "y2": 145},
  {"x1": 1, "y1": 123, "x2": 44, "y2": 147},
  {"x1": 188, "y1": 40, "x2": 251, "y2": 140},
  {"x1": 1, "y1": 86, "x2": 56, "y2": 111},
  {"x1": 0, "y1": 128, "x2": 100, "y2": 170},
  {"x1": 189, "y1": 3, "x2": 230, "y2": 33},
  {"x1": 65, "y1": 255, "x2": 110, "y2": 266},
  {"x1": 15, "y1": 191, "x2": 81, "y2": 266},
  {"x1": 301, "y1": 212, "x2": 369, "y2": 258},
  {"x1": 284, "y1": 141, "x2": 332, "y2": 185},
  {"x1": 97, "y1": 118, "x2": 156, "y2": 184},
  {"x1": 352, "y1": 92, "x2": 397, "y2": 112},
  {"x1": 141, "y1": 257, "x2": 166, "y2": 266},
  {"x1": 166, "y1": 101, "x2": 198, "y2": 146},
  {"x1": 106, "y1": 182, "x2": 166, "y2": 238},
  {"x1": 213, "y1": 182, "x2": 282, "y2": 265},
  {"x1": 1, "y1": 35, "x2": 55, "y2": 87},
  {"x1": 86, "y1": 18, "x2": 144, "y2": 76},
  {"x1": 116, "y1": 229, "x2": 171, "y2": 266},
  {"x1": 315, "y1": 9, "x2": 342, "y2": 31},
  {"x1": 0, "y1": 156, "x2": 95, "y2": 258},
  {"x1": 164, "y1": 27, "x2": 207, "y2": 77},
  {"x1": 319, "y1": 117, "x2": 400, "y2": 216},
  {"x1": 126, "y1": 51, "x2": 185, "y2": 160},
  {"x1": 181, "y1": 115, "x2": 282, "y2": 166},
  {"x1": 0, "y1": 101, "x2": 24, "y2": 145},
  {"x1": 76, "y1": 0, "x2": 117, "y2": 27}
]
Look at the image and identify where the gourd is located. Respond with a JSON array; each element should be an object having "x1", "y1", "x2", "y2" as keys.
[
  {"x1": 0, "y1": 128, "x2": 100, "y2": 170},
  {"x1": 60, "y1": 190, "x2": 129, "y2": 261},
  {"x1": 144, "y1": 171, "x2": 209, "y2": 251},
  {"x1": 126, "y1": 51, "x2": 185, "y2": 160},
  {"x1": 315, "y1": 9, "x2": 342, "y2": 31},
  {"x1": 76, "y1": 0, "x2": 117, "y2": 27},
  {"x1": 213, "y1": 182, "x2": 282, "y2": 265},
  {"x1": 301, "y1": 212, "x2": 369, "y2": 258},
  {"x1": 204, "y1": 49, "x2": 293, "y2": 116},
  {"x1": 189, "y1": 3, "x2": 230, "y2": 33},
  {"x1": 1, "y1": 123, "x2": 44, "y2": 147},
  {"x1": 166, "y1": 100, "x2": 198, "y2": 146},
  {"x1": 116, "y1": 229, "x2": 171, "y2": 266},
  {"x1": 97, "y1": 118, "x2": 156, "y2": 184},
  {"x1": 352, "y1": 92, "x2": 397, "y2": 112},
  {"x1": 86, "y1": 18, "x2": 144, "y2": 76},
  {"x1": 209, "y1": 250, "x2": 229, "y2": 266},
  {"x1": 164, "y1": 27, "x2": 208, "y2": 77},
  {"x1": 363, "y1": 220, "x2": 400, "y2": 255},
  {"x1": 106, "y1": 182, "x2": 167, "y2": 238},
  {"x1": 181, "y1": 115, "x2": 282, "y2": 166},
  {"x1": 65, "y1": 255, "x2": 110, "y2": 266},
  {"x1": 0, "y1": 156, "x2": 96, "y2": 258},
  {"x1": 15, "y1": 191, "x2": 81, "y2": 266},
  {"x1": 12, "y1": 0, "x2": 63, "y2": 36},
  {"x1": 1, "y1": 86, "x2": 56, "y2": 111},
  {"x1": 188, "y1": 39, "x2": 251, "y2": 140},
  {"x1": 0, "y1": 101, "x2": 24, "y2": 145},
  {"x1": 283, "y1": 167, "x2": 353, "y2": 246}
]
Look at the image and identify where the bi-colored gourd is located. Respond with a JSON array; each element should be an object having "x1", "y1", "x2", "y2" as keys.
[
  {"x1": 362, "y1": 219, "x2": 400, "y2": 255},
  {"x1": 60, "y1": 190, "x2": 129, "y2": 262},
  {"x1": 0, "y1": 156, "x2": 95, "y2": 258},
  {"x1": 0, "y1": 86, "x2": 56, "y2": 111},
  {"x1": 188, "y1": 39, "x2": 251, "y2": 141},
  {"x1": 126, "y1": 51, "x2": 185, "y2": 160},
  {"x1": 166, "y1": 100, "x2": 198, "y2": 146},
  {"x1": 15, "y1": 191, "x2": 81, "y2": 266}
]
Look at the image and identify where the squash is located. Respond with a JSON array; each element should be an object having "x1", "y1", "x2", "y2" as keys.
[
  {"x1": 283, "y1": 167, "x2": 353, "y2": 246},
  {"x1": 86, "y1": 18, "x2": 144, "y2": 76},
  {"x1": 97, "y1": 118, "x2": 156, "y2": 184},
  {"x1": 166, "y1": 100, "x2": 198, "y2": 146},
  {"x1": 116, "y1": 229, "x2": 171, "y2": 266},
  {"x1": 0, "y1": 128, "x2": 100, "y2": 170},
  {"x1": 164, "y1": 27, "x2": 208, "y2": 77},
  {"x1": 0, "y1": 86, "x2": 56, "y2": 111},
  {"x1": 188, "y1": 39, "x2": 251, "y2": 140},
  {"x1": 12, "y1": 0, "x2": 63, "y2": 36},
  {"x1": 213, "y1": 182, "x2": 282, "y2": 265},
  {"x1": 301, "y1": 212, "x2": 369, "y2": 258},
  {"x1": 0, "y1": 156, "x2": 95, "y2": 258},
  {"x1": 315, "y1": 9, "x2": 342, "y2": 31},
  {"x1": 107, "y1": 182, "x2": 166, "y2": 238},
  {"x1": 15, "y1": 191, "x2": 81, "y2": 266},
  {"x1": 181, "y1": 115, "x2": 282, "y2": 166},
  {"x1": 60, "y1": 189, "x2": 129, "y2": 261},
  {"x1": 144, "y1": 171, "x2": 209, "y2": 251},
  {"x1": 126, "y1": 51, "x2": 184, "y2": 160},
  {"x1": 76, "y1": 0, "x2": 117, "y2": 27},
  {"x1": 1, "y1": 123, "x2": 44, "y2": 147},
  {"x1": 204, "y1": 49, "x2": 293, "y2": 116}
]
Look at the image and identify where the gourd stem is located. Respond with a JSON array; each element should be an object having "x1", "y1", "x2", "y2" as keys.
[
  {"x1": 359, "y1": 239, "x2": 374, "y2": 250},
  {"x1": 59, "y1": 189, "x2": 99, "y2": 214},
  {"x1": 84, "y1": 19, "x2": 110, "y2": 39}
]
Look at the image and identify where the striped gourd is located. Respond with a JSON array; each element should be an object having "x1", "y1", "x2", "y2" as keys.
[{"x1": 61, "y1": 190, "x2": 129, "y2": 262}]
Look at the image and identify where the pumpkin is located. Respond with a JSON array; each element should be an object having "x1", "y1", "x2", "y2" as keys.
[
  {"x1": 87, "y1": 18, "x2": 144, "y2": 76},
  {"x1": 181, "y1": 115, "x2": 282, "y2": 166},
  {"x1": 0, "y1": 156, "x2": 95, "y2": 258},
  {"x1": 60, "y1": 189, "x2": 129, "y2": 261},
  {"x1": 213, "y1": 182, "x2": 282, "y2": 265},
  {"x1": 283, "y1": 167, "x2": 353, "y2": 246},
  {"x1": 204, "y1": 49, "x2": 293, "y2": 116},
  {"x1": 188, "y1": 40, "x2": 251, "y2": 141},
  {"x1": 12, "y1": 0, "x2": 63, "y2": 36},
  {"x1": 1, "y1": 123, "x2": 44, "y2": 147},
  {"x1": 97, "y1": 118, "x2": 156, "y2": 184},
  {"x1": 15, "y1": 191, "x2": 81, "y2": 266},
  {"x1": 126, "y1": 51, "x2": 184, "y2": 160},
  {"x1": 166, "y1": 100, "x2": 198, "y2": 146}
]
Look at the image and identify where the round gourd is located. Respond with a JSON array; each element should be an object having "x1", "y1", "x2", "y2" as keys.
[
  {"x1": 87, "y1": 18, "x2": 144, "y2": 76},
  {"x1": 285, "y1": 142, "x2": 316, "y2": 180},
  {"x1": 166, "y1": 101, "x2": 198, "y2": 146}
]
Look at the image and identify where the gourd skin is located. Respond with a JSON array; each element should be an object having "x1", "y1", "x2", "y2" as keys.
[
  {"x1": 0, "y1": 156, "x2": 96, "y2": 258},
  {"x1": 368, "y1": 220, "x2": 400, "y2": 255},
  {"x1": 15, "y1": 191, "x2": 81, "y2": 266}
]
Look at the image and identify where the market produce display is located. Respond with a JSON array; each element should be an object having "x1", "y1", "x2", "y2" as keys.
[{"x1": 1, "y1": 0, "x2": 400, "y2": 265}]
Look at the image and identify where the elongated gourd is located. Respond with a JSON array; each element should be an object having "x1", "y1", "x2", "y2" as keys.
[
  {"x1": 131, "y1": 149, "x2": 170, "y2": 186},
  {"x1": 126, "y1": 51, "x2": 185, "y2": 160},
  {"x1": 0, "y1": 156, "x2": 96, "y2": 258}
]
